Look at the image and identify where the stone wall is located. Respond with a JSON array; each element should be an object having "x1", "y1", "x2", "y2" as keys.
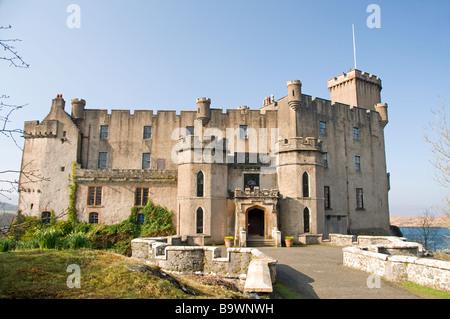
[
  {"x1": 343, "y1": 245, "x2": 450, "y2": 291},
  {"x1": 130, "y1": 237, "x2": 277, "y2": 291},
  {"x1": 327, "y1": 234, "x2": 407, "y2": 247}
]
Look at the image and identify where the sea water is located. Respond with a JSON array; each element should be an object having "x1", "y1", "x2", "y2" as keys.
[{"x1": 400, "y1": 227, "x2": 450, "y2": 251}]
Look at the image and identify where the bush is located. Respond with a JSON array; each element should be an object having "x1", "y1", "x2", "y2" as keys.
[
  {"x1": 0, "y1": 238, "x2": 17, "y2": 252},
  {"x1": 35, "y1": 229, "x2": 64, "y2": 249},
  {"x1": 63, "y1": 232, "x2": 89, "y2": 250}
]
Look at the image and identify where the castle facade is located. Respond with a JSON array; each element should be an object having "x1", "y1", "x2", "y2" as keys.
[{"x1": 18, "y1": 69, "x2": 391, "y2": 245}]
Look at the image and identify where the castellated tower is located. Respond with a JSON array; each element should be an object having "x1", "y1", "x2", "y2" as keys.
[
  {"x1": 71, "y1": 98, "x2": 86, "y2": 120},
  {"x1": 196, "y1": 97, "x2": 211, "y2": 126},
  {"x1": 327, "y1": 69, "x2": 382, "y2": 111},
  {"x1": 276, "y1": 80, "x2": 326, "y2": 239},
  {"x1": 177, "y1": 99, "x2": 229, "y2": 245}
]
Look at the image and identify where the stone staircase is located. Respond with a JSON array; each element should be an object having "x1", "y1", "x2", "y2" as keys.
[{"x1": 247, "y1": 236, "x2": 276, "y2": 247}]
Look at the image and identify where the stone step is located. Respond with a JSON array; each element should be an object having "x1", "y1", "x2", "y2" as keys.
[{"x1": 247, "y1": 238, "x2": 276, "y2": 247}]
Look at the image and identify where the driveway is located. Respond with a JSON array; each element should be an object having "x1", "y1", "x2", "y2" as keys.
[{"x1": 258, "y1": 245, "x2": 424, "y2": 299}]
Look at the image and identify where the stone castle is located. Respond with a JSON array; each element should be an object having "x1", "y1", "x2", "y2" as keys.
[{"x1": 18, "y1": 68, "x2": 391, "y2": 246}]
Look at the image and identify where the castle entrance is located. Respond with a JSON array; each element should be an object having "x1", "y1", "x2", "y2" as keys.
[{"x1": 247, "y1": 208, "x2": 265, "y2": 236}]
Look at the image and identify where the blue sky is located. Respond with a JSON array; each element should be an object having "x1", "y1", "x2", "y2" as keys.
[{"x1": 0, "y1": 0, "x2": 449, "y2": 216}]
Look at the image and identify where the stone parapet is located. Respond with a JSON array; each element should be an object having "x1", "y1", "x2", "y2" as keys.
[
  {"x1": 75, "y1": 168, "x2": 177, "y2": 183},
  {"x1": 131, "y1": 237, "x2": 278, "y2": 293},
  {"x1": 343, "y1": 244, "x2": 450, "y2": 291}
]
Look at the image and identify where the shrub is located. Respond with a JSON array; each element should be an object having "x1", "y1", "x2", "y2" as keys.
[
  {"x1": 0, "y1": 238, "x2": 17, "y2": 252},
  {"x1": 35, "y1": 229, "x2": 64, "y2": 249},
  {"x1": 63, "y1": 232, "x2": 89, "y2": 250}
]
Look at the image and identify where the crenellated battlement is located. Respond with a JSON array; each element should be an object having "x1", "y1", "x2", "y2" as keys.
[
  {"x1": 328, "y1": 69, "x2": 382, "y2": 88},
  {"x1": 23, "y1": 120, "x2": 58, "y2": 139},
  {"x1": 277, "y1": 137, "x2": 323, "y2": 153}
]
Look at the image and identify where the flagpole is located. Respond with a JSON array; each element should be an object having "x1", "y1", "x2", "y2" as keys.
[{"x1": 352, "y1": 24, "x2": 357, "y2": 70}]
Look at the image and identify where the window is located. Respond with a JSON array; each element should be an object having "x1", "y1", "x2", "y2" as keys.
[
  {"x1": 135, "y1": 187, "x2": 149, "y2": 206},
  {"x1": 143, "y1": 126, "x2": 152, "y2": 139},
  {"x1": 88, "y1": 186, "x2": 102, "y2": 206},
  {"x1": 353, "y1": 127, "x2": 359, "y2": 141},
  {"x1": 356, "y1": 188, "x2": 364, "y2": 209},
  {"x1": 196, "y1": 208, "x2": 204, "y2": 234},
  {"x1": 89, "y1": 212, "x2": 99, "y2": 224},
  {"x1": 302, "y1": 172, "x2": 309, "y2": 198},
  {"x1": 319, "y1": 121, "x2": 327, "y2": 135},
  {"x1": 239, "y1": 125, "x2": 248, "y2": 139},
  {"x1": 197, "y1": 171, "x2": 204, "y2": 197},
  {"x1": 186, "y1": 126, "x2": 194, "y2": 136},
  {"x1": 142, "y1": 153, "x2": 151, "y2": 169},
  {"x1": 324, "y1": 186, "x2": 331, "y2": 209},
  {"x1": 303, "y1": 207, "x2": 310, "y2": 233},
  {"x1": 41, "y1": 211, "x2": 51, "y2": 224},
  {"x1": 157, "y1": 159, "x2": 166, "y2": 170},
  {"x1": 100, "y1": 125, "x2": 109, "y2": 139},
  {"x1": 137, "y1": 213, "x2": 145, "y2": 224},
  {"x1": 244, "y1": 174, "x2": 259, "y2": 191},
  {"x1": 323, "y1": 152, "x2": 328, "y2": 168},
  {"x1": 355, "y1": 156, "x2": 361, "y2": 172},
  {"x1": 98, "y1": 152, "x2": 108, "y2": 169}
]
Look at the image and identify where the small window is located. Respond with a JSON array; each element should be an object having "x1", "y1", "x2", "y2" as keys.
[
  {"x1": 157, "y1": 159, "x2": 166, "y2": 170},
  {"x1": 196, "y1": 208, "x2": 204, "y2": 234},
  {"x1": 143, "y1": 126, "x2": 152, "y2": 139},
  {"x1": 41, "y1": 211, "x2": 51, "y2": 224},
  {"x1": 62, "y1": 131, "x2": 67, "y2": 137},
  {"x1": 186, "y1": 126, "x2": 194, "y2": 136},
  {"x1": 197, "y1": 171, "x2": 204, "y2": 197},
  {"x1": 60, "y1": 167, "x2": 65, "y2": 172},
  {"x1": 355, "y1": 156, "x2": 361, "y2": 172},
  {"x1": 142, "y1": 153, "x2": 151, "y2": 169},
  {"x1": 323, "y1": 152, "x2": 328, "y2": 169},
  {"x1": 303, "y1": 207, "x2": 310, "y2": 233},
  {"x1": 98, "y1": 152, "x2": 108, "y2": 169},
  {"x1": 137, "y1": 213, "x2": 145, "y2": 224},
  {"x1": 88, "y1": 186, "x2": 102, "y2": 206},
  {"x1": 353, "y1": 127, "x2": 359, "y2": 141},
  {"x1": 89, "y1": 212, "x2": 99, "y2": 224},
  {"x1": 239, "y1": 125, "x2": 248, "y2": 139},
  {"x1": 244, "y1": 174, "x2": 260, "y2": 191},
  {"x1": 319, "y1": 121, "x2": 327, "y2": 135},
  {"x1": 302, "y1": 172, "x2": 309, "y2": 198},
  {"x1": 356, "y1": 188, "x2": 364, "y2": 209},
  {"x1": 324, "y1": 186, "x2": 331, "y2": 209},
  {"x1": 135, "y1": 187, "x2": 149, "y2": 206},
  {"x1": 100, "y1": 125, "x2": 109, "y2": 139}
]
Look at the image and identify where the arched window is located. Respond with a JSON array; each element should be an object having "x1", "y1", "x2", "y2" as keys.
[
  {"x1": 41, "y1": 211, "x2": 51, "y2": 224},
  {"x1": 303, "y1": 207, "x2": 310, "y2": 233},
  {"x1": 196, "y1": 208, "x2": 204, "y2": 234},
  {"x1": 302, "y1": 172, "x2": 309, "y2": 198},
  {"x1": 196, "y1": 171, "x2": 204, "y2": 197}
]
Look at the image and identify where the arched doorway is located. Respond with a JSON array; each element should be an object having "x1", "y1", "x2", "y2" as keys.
[{"x1": 247, "y1": 207, "x2": 265, "y2": 236}]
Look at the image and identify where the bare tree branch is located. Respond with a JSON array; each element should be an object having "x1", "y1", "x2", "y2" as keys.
[{"x1": 0, "y1": 25, "x2": 30, "y2": 68}]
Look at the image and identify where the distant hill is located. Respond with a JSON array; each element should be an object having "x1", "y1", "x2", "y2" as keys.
[
  {"x1": 0, "y1": 202, "x2": 18, "y2": 212},
  {"x1": 391, "y1": 216, "x2": 448, "y2": 228}
]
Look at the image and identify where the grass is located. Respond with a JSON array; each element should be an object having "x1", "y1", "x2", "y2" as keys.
[
  {"x1": 0, "y1": 249, "x2": 249, "y2": 299},
  {"x1": 401, "y1": 282, "x2": 450, "y2": 299}
]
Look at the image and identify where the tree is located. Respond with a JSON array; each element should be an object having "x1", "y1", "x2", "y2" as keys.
[{"x1": 0, "y1": 25, "x2": 31, "y2": 201}]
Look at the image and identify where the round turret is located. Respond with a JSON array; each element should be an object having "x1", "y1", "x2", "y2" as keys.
[
  {"x1": 375, "y1": 103, "x2": 388, "y2": 128},
  {"x1": 196, "y1": 97, "x2": 211, "y2": 126},
  {"x1": 71, "y1": 98, "x2": 86, "y2": 120},
  {"x1": 287, "y1": 80, "x2": 302, "y2": 110}
]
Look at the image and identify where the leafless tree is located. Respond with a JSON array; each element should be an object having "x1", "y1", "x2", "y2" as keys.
[
  {"x1": 424, "y1": 102, "x2": 450, "y2": 234},
  {"x1": 0, "y1": 25, "x2": 30, "y2": 211}
]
